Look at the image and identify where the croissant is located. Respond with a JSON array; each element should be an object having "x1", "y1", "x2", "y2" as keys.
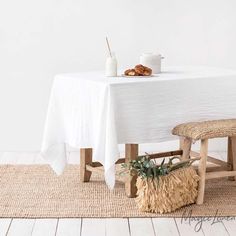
[{"x1": 124, "y1": 64, "x2": 152, "y2": 76}]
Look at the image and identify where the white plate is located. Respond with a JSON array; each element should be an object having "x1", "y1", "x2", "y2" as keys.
[{"x1": 121, "y1": 74, "x2": 154, "y2": 77}]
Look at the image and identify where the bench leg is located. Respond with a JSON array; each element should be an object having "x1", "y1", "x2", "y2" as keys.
[
  {"x1": 228, "y1": 137, "x2": 236, "y2": 181},
  {"x1": 80, "y1": 148, "x2": 92, "y2": 182},
  {"x1": 196, "y1": 139, "x2": 208, "y2": 205},
  {"x1": 227, "y1": 137, "x2": 236, "y2": 180},
  {"x1": 179, "y1": 137, "x2": 192, "y2": 160},
  {"x1": 125, "y1": 144, "x2": 138, "y2": 198}
]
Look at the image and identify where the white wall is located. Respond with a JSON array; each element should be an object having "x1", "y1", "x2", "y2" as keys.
[{"x1": 0, "y1": 0, "x2": 236, "y2": 151}]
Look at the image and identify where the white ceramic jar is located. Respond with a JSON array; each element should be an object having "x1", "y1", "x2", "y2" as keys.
[
  {"x1": 140, "y1": 53, "x2": 164, "y2": 74},
  {"x1": 105, "y1": 53, "x2": 117, "y2": 77}
]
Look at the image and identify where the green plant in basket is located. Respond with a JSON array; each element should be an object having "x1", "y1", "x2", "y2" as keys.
[{"x1": 121, "y1": 154, "x2": 199, "y2": 180}]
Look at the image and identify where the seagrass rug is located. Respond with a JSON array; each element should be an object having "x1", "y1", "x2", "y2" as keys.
[{"x1": 0, "y1": 164, "x2": 236, "y2": 218}]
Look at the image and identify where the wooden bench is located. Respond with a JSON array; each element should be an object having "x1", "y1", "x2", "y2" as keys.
[{"x1": 172, "y1": 119, "x2": 236, "y2": 205}]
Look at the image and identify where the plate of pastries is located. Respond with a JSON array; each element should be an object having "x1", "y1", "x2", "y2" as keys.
[{"x1": 124, "y1": 64, "x2": 152, "y2": 76}]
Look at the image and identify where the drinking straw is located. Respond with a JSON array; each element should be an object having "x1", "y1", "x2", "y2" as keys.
[{"x1": 106, "y1": 37, "x2": 112, "y2": 57}]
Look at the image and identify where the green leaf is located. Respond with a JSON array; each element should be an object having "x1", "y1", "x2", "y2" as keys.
[{"x1": 160, "y1": 158, "x2": 165, "y2": 167}]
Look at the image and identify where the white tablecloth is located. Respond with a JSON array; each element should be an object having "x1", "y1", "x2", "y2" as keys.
[{"x1": 41, "y1": 66, "x2": 236, "y2": 188}]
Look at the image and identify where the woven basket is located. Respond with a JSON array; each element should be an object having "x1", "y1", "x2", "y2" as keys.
[{"x1": 135, "y1": 166, "x2": 200, "y2": 214}]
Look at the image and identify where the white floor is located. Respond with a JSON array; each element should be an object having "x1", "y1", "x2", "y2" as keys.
[{"x1": 0, "y1": 151, "x2": 235, "y2": 236}]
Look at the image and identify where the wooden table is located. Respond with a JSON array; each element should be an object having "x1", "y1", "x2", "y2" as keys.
[{"x1": 41, "y1": 66, "x2": 236, "y2": 193}]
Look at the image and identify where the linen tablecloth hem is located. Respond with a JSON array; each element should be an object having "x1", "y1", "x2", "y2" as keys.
[
  {"x1": 41, "y1": 142, "x2": 119, "y2": 189},
  {"x1": 41, "y1": 142, "x2": 67, "y2": 175},
  {"x1": 104, "y1": 165, "x2": 116, "y2": 189}
]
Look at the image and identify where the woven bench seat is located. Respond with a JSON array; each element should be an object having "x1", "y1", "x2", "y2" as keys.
[
  {"x1": 172, "y1": 119, "x2": 236, "y2": 140},
  {"x1": 172, "y1": 118, "x2": 236, "y2": 205}
]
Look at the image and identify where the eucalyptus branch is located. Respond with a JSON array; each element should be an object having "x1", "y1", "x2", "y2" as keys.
[{"x1": 121, "y1": 154, "x2": 199, "y2": 179}]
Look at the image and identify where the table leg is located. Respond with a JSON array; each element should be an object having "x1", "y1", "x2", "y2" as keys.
[
  {"x1": 80, "y1": 148, "x2": 92, "y2": 182},
  {"x1": 125, "y1": 144, "x2": 139, "y2": 198}
]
